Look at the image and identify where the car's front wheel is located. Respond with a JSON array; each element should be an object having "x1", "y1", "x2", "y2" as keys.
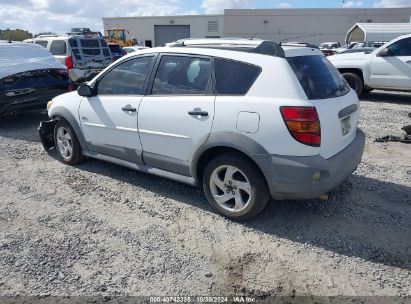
[
  {"x1": 54, "y1": 119, "x2": 85, "y2": 165},
  {"x1": 203, "y1": 153, "x2": 270, "y2": 220}
]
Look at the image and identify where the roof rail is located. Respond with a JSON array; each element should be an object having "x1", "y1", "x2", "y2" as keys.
[
  {"x1": 36, "y1": 34, "x2": 59, "y2": 38},
  {"x1": 66, "y1": 31, "x2": 102, "y2": 38},
  {"x1": 168, "y1": 38, "x2": 285, "y2": 58},
  {"x1": 279, "y1": 41, "x2": 319, "y2": 49}
]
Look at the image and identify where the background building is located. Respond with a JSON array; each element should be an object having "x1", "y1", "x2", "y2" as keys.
[
  {"x1": 103, "y1": 8, "x2": 411, "y2": 47},
  {"x1": 224, "y1": 8, "x2": 411, "y2": 44},
  {"x1": 103, "y1": 15, "x2": 224, "y2": 47}
]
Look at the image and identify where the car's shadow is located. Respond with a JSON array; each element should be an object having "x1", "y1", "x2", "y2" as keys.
[
  {"x1": 2, "y1": 113, "x2": 411, "y2": 271},
  {"x1": 360, "y1": 90, "x2": 411, "y2": 105},
  {"x1": 71, "y1": 154, "x2": 411, "y2": 271},
  {"x1": 0, "y1": 112, "x2": 47, "y2": 142}
]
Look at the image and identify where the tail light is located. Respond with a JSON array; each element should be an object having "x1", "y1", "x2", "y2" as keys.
[
  {"x1": 65, "y1": 56, "x2": 73, "y2": 70},
  {"x1": 280, "y1": 106, "x2": 321, "y2": 147}
]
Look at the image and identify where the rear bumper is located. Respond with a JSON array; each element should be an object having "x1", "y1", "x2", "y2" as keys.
[
  {"x1": 254, "y1": 129, "x2": 365, "y2": 200},
  {"x1": 0, "y1": 90, "x2": 66, "y2": 116}
]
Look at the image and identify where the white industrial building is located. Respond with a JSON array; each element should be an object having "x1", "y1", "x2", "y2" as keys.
[
  {"x1": 103, "y1": 15, "x2": 224, "y2": 47},
  {"x1": 102, "y1": 8, "x2": 411, "y2": 47}
]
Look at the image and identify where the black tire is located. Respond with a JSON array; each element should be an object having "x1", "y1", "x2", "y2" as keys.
[
  {"x1": 203, "y1": 153, "x2": 270, "y2": 220},
  {"x1": 342, "y1": 72, "x2": 364, "y2": 96},
  {"x1": 54, "y1": 119, "x2": 85, "y2": 165}
]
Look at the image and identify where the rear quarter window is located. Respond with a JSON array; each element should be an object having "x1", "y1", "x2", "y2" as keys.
[
  {"x1": 214, "y1": 58, "x2": 261, "y2": 95},
  {"x1": 49, "y1": 40, "x2": 66, "y2": 55},
  {"x1": 34, "y1": 40, "x2": 48, "y2": 48}
]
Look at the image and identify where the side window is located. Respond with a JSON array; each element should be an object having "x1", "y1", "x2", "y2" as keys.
[
  {"x1": 151, "y1": 55, "x2": 211, "y2": 95},
  {"x1": 34, "y1": 40, "x2": 48, "y2": 48},
  {"x1": 49, "y1": 40, "x2": 66, "y2": 55},
  {"x1": 214, "y1": 58, "x2": 261, "y2": 95},
  {"x1": 387, "y1": 38, "x2": 411, "y2": 56},
  {"x1": 97, "y1": 56, "x2": 154, "y2": 95}
]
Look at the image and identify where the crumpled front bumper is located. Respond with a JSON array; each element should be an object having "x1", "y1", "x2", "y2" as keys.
[{"x1": 38, "y1": 120, "x2": 57, "y2": 150}]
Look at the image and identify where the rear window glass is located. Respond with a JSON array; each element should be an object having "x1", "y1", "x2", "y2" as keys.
[
  {"x1": 49, "y1": 40, "x2": 66, "y2": 55},
  {"x1": 103, "y1": 48, "x2": 110, "y2": 57},
  {"x1": 214, "y1": 58, "x2": 261, "y2": 95},
  {"x1": 80, "y1": 39, "x2": 100, "y2": 48},
  {"x1": 81, "y1": 49, "x2": 102, "y2": 56},
  {"x1": 71, "y1": 49, "x2": 81, "y2": 60},
  {"x1": 287, "y1": 55, "x2": 350, "y2": 100},
  {"x1": 109, "y1": 45, "x2": 123, "y2": 54},
  {"x1": 68, "y1": 39, "x2": 78, "y2": 48}
]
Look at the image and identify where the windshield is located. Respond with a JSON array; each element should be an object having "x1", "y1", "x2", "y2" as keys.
[{"x1": 287, "y1": 55, "x2": 350, "y2": 100}]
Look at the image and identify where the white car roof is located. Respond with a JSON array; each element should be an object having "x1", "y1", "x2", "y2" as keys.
[
  {"x1": 32, "y1": 36, "x2": 67, "y2": 41},
  {"x1": 122, "y1": 44, "x2": 322, "y2": 65},
  {"x1": 168, "y1": 38, "x2": 263, "y2": 47},
  {"x1": 163, "y1": 38, "x2": 322, "y2": 58}
]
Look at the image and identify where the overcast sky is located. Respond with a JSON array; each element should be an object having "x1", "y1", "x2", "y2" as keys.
[{"x1": 0, "y1": 0, "x2": 410, "y2": 34}]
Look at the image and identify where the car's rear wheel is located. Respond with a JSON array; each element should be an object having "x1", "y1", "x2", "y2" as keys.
[
  {"x1": 342, "y1": 72, "x2": 364, "y2": 96},
  {"x1": 203, "y1": 153, "x2": 270, "y2": 220},
  {"x1": 54, "y1": 119, "x2": 85, "y2": 165}
]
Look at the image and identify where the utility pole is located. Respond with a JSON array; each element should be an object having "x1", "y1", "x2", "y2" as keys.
[{"x1": 341, "y1": 0, "x2": 345, "y2": 8}]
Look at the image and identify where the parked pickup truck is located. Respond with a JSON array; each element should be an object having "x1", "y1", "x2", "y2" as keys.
[{"x1": 328, "y1": 34, "x2": 411, "y2": 95}]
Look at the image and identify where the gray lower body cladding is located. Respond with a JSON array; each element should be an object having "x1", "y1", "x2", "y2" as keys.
[
  {"x1": 39, "y1": 113, "x2": 365, "y2": 200},
  {"x1": 253, "y1": 129, "x2": 366, "y2": 200}
]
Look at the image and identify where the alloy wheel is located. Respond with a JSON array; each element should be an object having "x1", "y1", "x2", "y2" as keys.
[
  {"x1": 209, "y1": 165, "x2": 252, "y2": 212},
  {"x1": 56, "y1": 126, "x2": 73, "y2": 161}
]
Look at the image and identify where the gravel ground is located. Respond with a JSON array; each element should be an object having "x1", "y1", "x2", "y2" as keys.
[{"x1": 0, "y1": 90, "x2": 410, "y2": 299}]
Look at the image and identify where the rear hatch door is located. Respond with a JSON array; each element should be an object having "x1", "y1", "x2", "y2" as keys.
[
  {"x1": 287, "y1": 53, "x2": 360, "y2": 159},
  {"x1": 69, "y1": 37, "x2": 111, "y2": 70}
]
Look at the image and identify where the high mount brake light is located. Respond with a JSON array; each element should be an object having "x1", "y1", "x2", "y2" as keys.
[{"x1": 280, "y1": 106, "x2": 321, "y2": 147}]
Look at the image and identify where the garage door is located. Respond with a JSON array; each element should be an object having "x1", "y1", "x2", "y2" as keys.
[{"x1": 154, "y1": 25, "x2": 190, "y2": 47}]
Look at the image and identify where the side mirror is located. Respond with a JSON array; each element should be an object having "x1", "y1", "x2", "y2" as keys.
[
  {"x1": 77, "y1": 84, "x2": 94, "y2": 97},
  {"x1": 377, "y1": 48, "x2": 391, "y2": 57}
]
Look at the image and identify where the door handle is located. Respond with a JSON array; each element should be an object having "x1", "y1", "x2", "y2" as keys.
[
  {"x1": 188, "y1": 110, "x2": 208, "y2": 117},
  {"x1": 122, "y1": 105, "x2": 137, "y2": 112}
]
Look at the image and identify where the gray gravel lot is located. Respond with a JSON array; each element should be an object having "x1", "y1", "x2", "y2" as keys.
[{"x1": 0, "y1": 90, "x2": 410, "y2": 298}]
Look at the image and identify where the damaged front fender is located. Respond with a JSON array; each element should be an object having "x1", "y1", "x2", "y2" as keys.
[{"x1": 38, "y1": 120, "x2": 57, "y2": 150}]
